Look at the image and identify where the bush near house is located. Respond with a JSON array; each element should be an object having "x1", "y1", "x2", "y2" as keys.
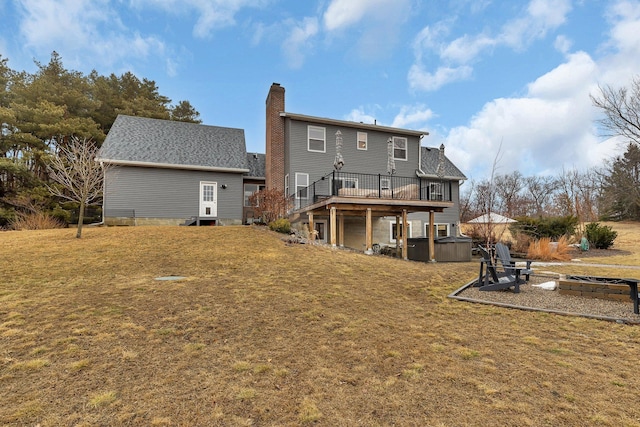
[{"x1": 269, "y1": 218, "x2": 291, "y2": 234}]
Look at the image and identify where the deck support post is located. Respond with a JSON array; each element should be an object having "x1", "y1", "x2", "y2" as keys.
[
  {"x1": 330, "y1": 207, "x2": 337, "y2": 247},
  {"x1": 402, "y1": 209, "x2": 408, "y2": 260},
  {"x1": 338, "y1": 214, "x2": 344, "y2": 247},
  {"x1": 429, "y1": 210, "x2": 436, "y2": 262},
  {"x1": 365, "y1": 208, "x2": 373, "y2": 254},
  {"x1": 308, "y1": 212, "x2": 315, "y2": 241},
  {"x1": 395, "y1": 215, "x2": 401, "y2": 258}
]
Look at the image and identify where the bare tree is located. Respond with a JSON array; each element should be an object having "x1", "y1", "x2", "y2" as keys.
[
  {"x1": 591, "y1": 75, "x2": 640, "y2": 146},
  {"x1": 494, "y1": 171, "x2": 524, "y2": 217},
  {"x1": 248, "y1": 188, "x2": 290, "y2": 224},
  {"x1": 523, "y1": 175, "x2": 556, "y2": 217},
  {"x1": 47, "y1": 137, "x2": 105, "y2": 238}
]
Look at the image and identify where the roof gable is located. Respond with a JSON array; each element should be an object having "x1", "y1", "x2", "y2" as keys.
[
  {"x1": 97, "y1": 115, "x2": 249, "y2": 172},
  {"x1": 420, "y1": 146, "x2": 467, "y2": 180},
  {"x1": 245, "y1": 153, "x2": 266, "y2": 178}
]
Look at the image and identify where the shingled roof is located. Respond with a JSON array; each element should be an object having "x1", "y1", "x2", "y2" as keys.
[
  {"x1": 244, "y1": 153, "x2": 266, "y2": 178},
  {"x1": 420, "y1": 145, "x2": 467, "y2": 180},
  {"x1": 97, "y1": 115, "x2": 249, "y2": 172}
]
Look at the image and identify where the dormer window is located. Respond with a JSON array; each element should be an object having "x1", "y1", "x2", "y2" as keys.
[{"x1": 393, "y1": 137, "x2": 407, "y2": 160}]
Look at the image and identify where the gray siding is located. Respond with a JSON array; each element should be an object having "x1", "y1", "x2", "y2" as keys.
[
  {"x1": 284, "y1": 118, "x2": 422, "y2": 193},
  {"x1": 409, "y1": 180, "x2": 462, "y2": 236},
  {"x1": 104, "y1": 166, "x2": 243, "y2": 221}
]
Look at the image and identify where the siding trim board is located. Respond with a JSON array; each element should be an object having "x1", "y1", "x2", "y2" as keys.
[
  {"x1": 100, "y1": 158, "x2": 250, "y2": 173},
  {"x1": 280, "y1": 112, "x2": 428, "y2": 137}
]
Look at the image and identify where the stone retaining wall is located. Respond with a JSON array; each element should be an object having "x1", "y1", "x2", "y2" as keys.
[{"x1": 558, "y1": 280, "x2": 631, "y2": 302}]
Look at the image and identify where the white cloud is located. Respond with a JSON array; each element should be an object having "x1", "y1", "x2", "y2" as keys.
[
  {"x1": 599, "y1": 0, "x2": 640, "y2": 85},
  {"x1": 132, "y1": 0, "x2": 268, "y2": 38},
  {"x1": 391, "y1": 105, "x2": 434, "y2": 129},
  {"x1": 410, "y1": 0, "x2": 572, "y2": 92},
  {"x1": 14, "y1": 0, "x2": 172, "y2": 74},
  {"x1": 282, "y1": 17, "x2": 319, "y2": 69},
  {"x1": 440, "y1": 34, "x2": 496, "y2": 64},
  {"x1": 442, "y1": 50, "x2": 615, "y2": 179},
  {"x1": 553, "y1": 35, "x2": 573, "y2": 54},
  {"x1": 17, "y1": 0, "x2": 116, "y2": 51},
  {"x1": 500, "y1": 0, "x2": 571, "y2": 49},
  {"x1": 408, "y1": 64, "x2": 473, "y2": 92},
  {"x1": 527, "y1": 51, "x2": 596, "y2": 99},
  {"x1": 344, "y1": 107, "x2": 378, "y2": 125},
  {"x1": 323, "y1": 0, "x2": 409, "y2": 31},
  {"x1": 322, "y1": 0, "x2": 412, "y2": 60}
]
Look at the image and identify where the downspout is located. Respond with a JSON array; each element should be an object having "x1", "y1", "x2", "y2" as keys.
[
  {"x1": 93, "y1": 159, "x2": 106, "y2": 226},
  {"x1": 416, "y1": 134, "x2": 426, "y2": 177}
]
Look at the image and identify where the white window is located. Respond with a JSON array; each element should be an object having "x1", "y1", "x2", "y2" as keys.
[
  {"x1": 380, "y1": 178, "x2": 391, "y2": 190},
  {"x1": 284, "y1": 174, "x2": 289, "y2": 196},
  {"x1": 430, "y1": 182, "x2": 443, "y2": 201},
  {"x1": 334, "y1": 177, "x2": 358, "y2": 190},
  {"x1": 244, "y1": 184, "x2": 265, "y2": 207},
  {"x1": 295, "y1": 173, "x2": 309, "y2": 200},
  {"x1": 357, "y1": 132, "x2": 367, "y2": 150},
  {"x1": 308, "y1": 126, "x2": 326, "y2": 152},
  {"x1": 426, "y1": 223, "x2": 449, "y2": 238},
  {"x1": 390, "y1": 221, "x2": 412, "y2": 243},
  {"x1": 393, "y1": 136, "x2": 407, "y2": 160},
  {"x1": 303, "y1": 220, "x2": 327, "y2": 243}
]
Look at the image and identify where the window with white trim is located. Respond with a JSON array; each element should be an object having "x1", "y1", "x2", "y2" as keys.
[
  {"x1": 244, "y1": 184, "x2": 265, "y2": 207},
  {"x1": 393, "y1": 136, "x2": 407, "y2": 160},
  {"x1": 303, "y1": 220, "x2": 327, "y2": 243},
  {"x1": 429, "y1": 182, "x2": 443, "y2": 201},
  {"x1": 308, "y1": 126, "x2": 326, "y2": 152},
  {"x1": 284, "y1": 174, "x2": 289, "y2": 196},
  {"x1": 295, "y1": 173, "x2": 309, "y2": 200},
  {"x1": 334, "y1": 177, "x2": 358, "y2": 190},
  {"x1": 390, "y1": 221, "x2": 412, "y2": 243},
  {"x1": 357, "y1": 132, "x2": 367, "y2": 150},
  {"x1": 425, "y1": 223, "x2": 449, "y2": 238}
]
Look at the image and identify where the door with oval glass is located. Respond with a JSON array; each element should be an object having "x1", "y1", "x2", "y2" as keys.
[{"x1": 199, "y1": 181, "x2": 217, "y2": 217}]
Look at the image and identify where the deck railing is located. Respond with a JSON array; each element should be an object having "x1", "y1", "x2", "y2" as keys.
[{"x1": 292, "y1": 171, "x2": 452, "y2": 210}]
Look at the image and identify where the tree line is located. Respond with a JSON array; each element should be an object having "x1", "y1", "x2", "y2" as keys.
[
  {"x1": 0, "y1": 52, "x2": 200, "y2": 227},
  {"x1": 462, "y1": 75, "x2": 640, "y2": 226}
]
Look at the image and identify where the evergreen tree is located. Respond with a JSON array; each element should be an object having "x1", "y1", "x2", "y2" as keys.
[
  {"x1": 599, "y1": 144, "x2": 640, "y2": 220},
  {"x1": 0, "y1": 51, "x2": 201, "y2": 227}
]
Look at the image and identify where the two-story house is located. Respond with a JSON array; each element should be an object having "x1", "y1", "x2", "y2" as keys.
[
  {"x1": 265, "y1": 83, "x2": 467, "y2": 259},
  {"x1": 97, "y1": 84, "x2": 466, "y2": 261}
]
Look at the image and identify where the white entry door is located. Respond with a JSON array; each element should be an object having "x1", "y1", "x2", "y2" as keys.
[{"x1": 199, "y1": 181, "x2": 217, "y2": 217}]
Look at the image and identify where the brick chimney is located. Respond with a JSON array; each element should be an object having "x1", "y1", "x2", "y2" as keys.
[{"x1": 266, "y1": 83, "x2": 285, "y2": 191}]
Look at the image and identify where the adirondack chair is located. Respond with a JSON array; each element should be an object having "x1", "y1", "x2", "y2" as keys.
[
  {"x1": 476, "y1": 245, "x2": 522, "y2": 293},
  {"x1": 495, "y1": 243, "x2": 533, "y2": 282}
]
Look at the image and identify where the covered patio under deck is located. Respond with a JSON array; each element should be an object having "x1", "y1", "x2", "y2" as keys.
[{"x1": 298, "y1": 196, "x2": 454, "y2": 260}]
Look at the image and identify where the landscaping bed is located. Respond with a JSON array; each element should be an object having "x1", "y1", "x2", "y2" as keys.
[{"x1": 453, "y1": 274, "x2": 640, "y2": 324}]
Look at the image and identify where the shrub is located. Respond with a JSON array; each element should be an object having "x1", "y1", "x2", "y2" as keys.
[
  {"x1": 10, "y1": 212, "x2": 66, "y2": 230},
  {"x1": 584, "y1": 222, "x2": 617, "y2": 249},
  {"x1": 269, "y1": 218, "x2": 291, "y2": 234},
  {"x1": 511, "y1": 215, "x2": 578, "y2": 239},
  {"x1": 527, "y1": 235, "x2": 571, "y2": 261},
  {"x1": 249, "y1": 189, "x2": 290, "y2": 224}
]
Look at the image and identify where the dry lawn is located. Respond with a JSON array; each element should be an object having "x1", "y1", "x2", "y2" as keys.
[{"x1": 1, "y1": 223, "x2": 640, "y2": 426}]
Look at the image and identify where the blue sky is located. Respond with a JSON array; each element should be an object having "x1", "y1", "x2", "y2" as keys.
[{"x1": 1, "y1": 0, "x2": 640, "y2": 180}]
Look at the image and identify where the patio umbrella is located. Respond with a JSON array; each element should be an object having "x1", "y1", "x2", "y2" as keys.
[
  {"x1": 334, "y1": 130, "x2": 344, "y2": 170},
  {"x1": 436, "y1": 143, "x2": 445, "y2": 178},
  {"x1": 387, "y1": 137, "x2": 396, "y2": 175}
]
